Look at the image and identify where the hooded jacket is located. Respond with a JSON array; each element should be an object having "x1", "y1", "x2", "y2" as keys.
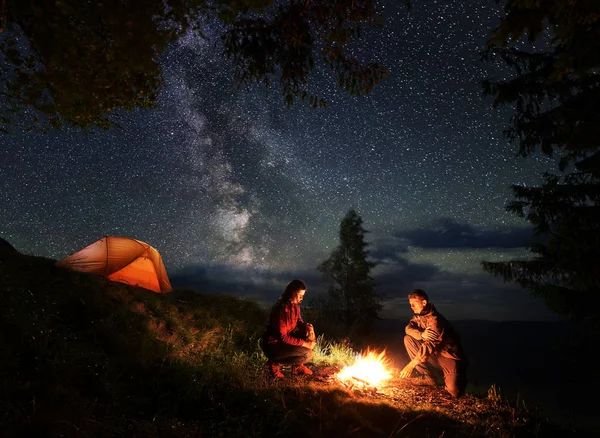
[{"x1": 405, "y1": 303, "x2": 467, "y2": 364}]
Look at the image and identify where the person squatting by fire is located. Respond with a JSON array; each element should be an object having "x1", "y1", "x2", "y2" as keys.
[
  {"x1": 261, "y1": 279, "x2": 316, "y2": 378},
  {"x1": 261, "y1": 282, "x2": 468, "y2": 399},
  {"x1": 399, "y1": 288, "x2": 469, "y2": 398}
]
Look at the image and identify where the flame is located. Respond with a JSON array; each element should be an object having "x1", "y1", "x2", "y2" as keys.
[{"x1": 336, "y1": 349, "x2": 392, "y2": 387}]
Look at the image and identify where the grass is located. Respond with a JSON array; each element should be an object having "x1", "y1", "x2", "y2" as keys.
[
  {"x1": 312, "y1": 335, "x2": 356, "y2": 367},
  {"x1": 0, "y1": 241, "x2": 595, "y2": 437}
]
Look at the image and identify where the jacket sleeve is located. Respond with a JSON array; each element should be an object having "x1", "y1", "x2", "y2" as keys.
[
  {"x1": 405, "y1": 318, "x2": 422, "y2": 340},
  {"x1": 275, "y1": 303, "x2": 305, "y2": 347},
  {"x1": 415, "y1": 316, "x2": 444, "y2": 363}
]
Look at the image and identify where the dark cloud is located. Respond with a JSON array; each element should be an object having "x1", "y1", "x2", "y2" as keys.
[
  {"x1": 394, "y1": 218, "x2": 535, "y2": 249},
  {"x1": 380, "y1": 270, "x2": 561, "y2": 322},
  {"x1": 169, "y1": 249, "x2": 560, "y2": 323},
  {"x1": 170, "y1": 263, "x2": 324, "y2": 306},
  {"x1": 373, "y1": 261, "x2": 440, "y2": 300},
  {"x1": 368, "y1": 232, "x2": 558, "y2": 322},
  {"x1": 367, "y1": 237, "x2": 441, "y2": 299},
  {"x1": 369, "y1": 240, "x2": 409, "y2": 265}
]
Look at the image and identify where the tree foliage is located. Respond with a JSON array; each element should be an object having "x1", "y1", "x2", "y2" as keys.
[
  {"x1": 481, "y1": 0, "x2": 600, "y2": 321},
  {"x1": 316, "y1": 209, "x2": 381, "y2": 335},
  {"x1": 0, "y1": 0, "x2": 390, "y2": 134},
  {"x1": 221, "y1": 0, "x2": 389, "y2": 109}
]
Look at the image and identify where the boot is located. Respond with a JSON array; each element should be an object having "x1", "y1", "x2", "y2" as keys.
[
  {"x1": 292, "y1": 364, "x2": 313, "y2": 375},
  {"x1": 267, "y1": 360, "x2": 284, "y2": 378}
]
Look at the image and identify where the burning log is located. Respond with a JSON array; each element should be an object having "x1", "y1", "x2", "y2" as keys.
[
  {"x1": 349, "y1": 375, "x2": 370, "y2": 386},
  {"x1": 336, "y1": 349, "x2": 392, "y2": 388}
]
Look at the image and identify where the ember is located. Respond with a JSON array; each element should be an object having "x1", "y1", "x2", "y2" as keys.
[{"x1": 336, "y1": 349, "x2": 392, "y2": 388}]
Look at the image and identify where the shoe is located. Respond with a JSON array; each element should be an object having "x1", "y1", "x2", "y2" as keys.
[
  {"x1": 292, "y1": 364, "x2": 313, "y2": 375},
  {"x1": 267, "y1": 360, "x2": 284, "y2": 378},
  {"x1": 408, "y1": 374, "x2": 437, "y2": 386}
]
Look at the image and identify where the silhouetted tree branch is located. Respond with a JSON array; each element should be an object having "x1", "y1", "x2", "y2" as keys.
[
  {"x1": 481, "y1": 0, "x2": 600, "y2": 322},
  {"x1": 0, "y1": 0, "x2": 393, "y2": 134}
]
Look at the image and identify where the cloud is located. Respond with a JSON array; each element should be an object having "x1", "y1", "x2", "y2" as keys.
[
  {"x1": 369, "y1": 240, "x2": 409, "y2": 265},
  {"x1": 380, "y1": 270, "x2": 561, "y2": 322},
  {"x1": 373, "y1": 260, "x2": 440, "y2": 296},
  {"x1": 394, "y1": 218, "x2": 535, "y2": 249},
  {"x1": 169, "y1": 232, "x2": 559, "y2": 323},
  {"x1": 366, "y1": 231, "x2": 558, "y2": 322},
  {"x1": 169, "y1": 263, "x2": 324, "y2": 307},
  {"x1": 368, "y1": 236, "x2": 441, "y2": 298}
]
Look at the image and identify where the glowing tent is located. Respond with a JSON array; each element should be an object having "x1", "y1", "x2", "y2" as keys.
[{"x1": 57, "y1": 236, "x2": 173, "y2": 293}]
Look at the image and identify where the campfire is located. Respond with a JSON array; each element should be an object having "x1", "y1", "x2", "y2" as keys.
[{"x1": 336, "y1": 349, "x2": 392, "y2": 388}]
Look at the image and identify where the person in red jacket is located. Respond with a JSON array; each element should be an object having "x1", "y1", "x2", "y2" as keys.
[
  {"x1": 399, "y1": 289, "x2": 468, "y2": 398},
  {"x1": 261, "y1": 279, "x2": 316, "y2": 378}
]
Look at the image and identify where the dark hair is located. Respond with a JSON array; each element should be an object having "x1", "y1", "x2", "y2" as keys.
[
  {"x1": 408, "y1": 288, "x2": 428, "y2": 301},
  {"x1": 281, "y1": 279, "x2": 307, "y2": 302}
]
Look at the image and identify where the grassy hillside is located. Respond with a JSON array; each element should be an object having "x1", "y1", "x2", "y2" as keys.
[{"x1": 0, "y1": 240, "x2": 593, "y2": 437}]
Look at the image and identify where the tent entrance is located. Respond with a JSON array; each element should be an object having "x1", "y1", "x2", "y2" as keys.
[{"x1": 108, "y1": 256, "x2": 160, "y2": 292}]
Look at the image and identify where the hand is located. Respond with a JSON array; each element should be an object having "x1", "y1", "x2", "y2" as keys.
[
  {"x1": 399, "y1": 360, "x2": 417, "y2": 379},
  {"x1": 303, "y1": 340, "x2": 316, "y2": 349},
  {"x1": 422, "y1": 327, "x2": 439, "y2": 341},
  {"x1": 305, "y1": 322, "x2": 315, "y2": 340}
]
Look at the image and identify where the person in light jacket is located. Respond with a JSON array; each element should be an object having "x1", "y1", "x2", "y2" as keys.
[{"x1": 399, "y1": 289, "x2": 468, "y2": 398}]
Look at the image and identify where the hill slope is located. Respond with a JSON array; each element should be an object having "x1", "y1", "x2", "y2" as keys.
[{"x1": 0, "y1": 240, "x2": 594, "y2": 437}]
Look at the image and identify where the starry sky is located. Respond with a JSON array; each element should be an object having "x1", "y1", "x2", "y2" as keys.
[{"x1": 0, "y1": 1, "x2": 561, "y2": 322}]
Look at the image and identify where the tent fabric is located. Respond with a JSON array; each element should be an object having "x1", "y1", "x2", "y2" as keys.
[{"x1": 57, "y1": 236, "x2": 173, "y2": 293}]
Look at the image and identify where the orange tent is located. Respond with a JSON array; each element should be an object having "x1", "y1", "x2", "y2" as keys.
[{"x1": 57, "y1": 236, "x2": 173, "y2": 293}]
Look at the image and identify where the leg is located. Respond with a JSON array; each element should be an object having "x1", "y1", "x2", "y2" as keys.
[
  {"x1": 263, "y1": 342, "x2": 313, "y2": 366},
  {"x1": 437, "y1": 355, "x2": 468, "y2": 398},
  {"x1": 403, "y1": 335, "x2": 434, "y2": 378}
]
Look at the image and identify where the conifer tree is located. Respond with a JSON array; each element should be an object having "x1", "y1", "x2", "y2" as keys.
[
  {"x1": 481, "y1": 1, "x2": 600, "y2": 322},
  {"x1": 317, "y1": 209, "x2": 381, "y2": 334}
]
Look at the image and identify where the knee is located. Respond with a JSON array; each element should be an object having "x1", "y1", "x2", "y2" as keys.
[
  {"x1": 304, "y1": 348, "x2": 313, "y2": 362},
  {"x1": 404, "y1": 335, "x2": 420, "y2": 354}
]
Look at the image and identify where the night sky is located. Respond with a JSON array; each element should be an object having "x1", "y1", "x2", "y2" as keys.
[{"x1": 0, "y1": 1, "x2": 561, "y2": 322}]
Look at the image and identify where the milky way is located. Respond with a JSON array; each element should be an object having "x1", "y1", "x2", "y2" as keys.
[{"x1": 0, "y1": 1, "x2": 561, "y2": 321}]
